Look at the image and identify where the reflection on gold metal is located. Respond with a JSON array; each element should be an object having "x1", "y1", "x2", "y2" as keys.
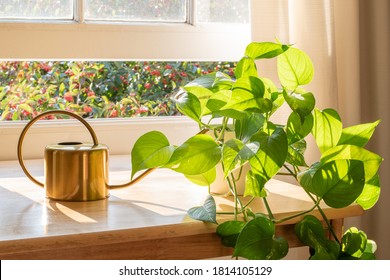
[{"x1": 17, "y1": 110, "x2": 155, "y2": 202}]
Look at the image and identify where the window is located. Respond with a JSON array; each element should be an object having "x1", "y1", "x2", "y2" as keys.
[
  {"x1": 0, "y1": 0, "x2": 250, "y2": 161},
  {"x1": 84, "y1": 0, "x2": 187, "y2": 23},
  {"x1": 0, "y1": 0, "x2": 74, "y2": 20},
  {"x1": 0, "y1": 0, "x2": 250, "y2": 60}
]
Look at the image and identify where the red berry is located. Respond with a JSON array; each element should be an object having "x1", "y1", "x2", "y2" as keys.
[
  {"x1": 83, "y1": 106, "x2": 93, "y2": 113},
  {"x1": 64, "y1": 93, "x2": 73, "y2": 102}
]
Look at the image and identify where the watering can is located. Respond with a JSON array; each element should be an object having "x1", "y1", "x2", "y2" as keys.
[{"x1": 17, "y1": 110, "x2": 153, "y2": 202}]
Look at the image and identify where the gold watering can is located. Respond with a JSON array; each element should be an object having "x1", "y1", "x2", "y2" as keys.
[{"x1": 17, "y1": 110, "x2": 154, "y2": 202}]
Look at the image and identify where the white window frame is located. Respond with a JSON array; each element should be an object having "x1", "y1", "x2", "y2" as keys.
[
  {"x1": 0, "y1": 0, "x2": 251, "y2": 161},
  {"x1": 0, "y1": 0, "x2": 250, "y2": 60}
]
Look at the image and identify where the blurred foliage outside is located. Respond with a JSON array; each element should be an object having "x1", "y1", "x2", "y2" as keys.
[{"x1": 0, "y1": 61, "x2": 236, "y2": 120}]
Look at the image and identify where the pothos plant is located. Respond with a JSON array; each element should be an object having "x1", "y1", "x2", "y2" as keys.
[{"x1": 130, "y1": 41, "x2": 383, "y2": 260}]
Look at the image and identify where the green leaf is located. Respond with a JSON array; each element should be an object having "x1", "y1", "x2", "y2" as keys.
[
  {"x1": 286, "y1": 111, "x2": 314, "y2": 144},
  {"x1": 298, "y1": 162, "x2": 322, "y2": 194},
  {"x1": 277, "y1": 46, "x2": 314, "y2": 88},
  {"x1": 321, "y1": 144, "x2": 383, "y2": 182},
  {"x1": 222, "y1": 139, "x2": 259, "y2": 177},
  {"x1": 206, "y1": 90, "x2": 248, "y2": 120},
  {"x1": 286, "y1": 139, "x2": 308, "y2": 167},
  {"x1": 249, "y1": 128, "x2": 288, "y2": 188},
  {"x1": 295, "y1": 215, "x2": 340, "y2": 260},
  {"x1": 312, "y1": 108, "x2": 342, "y2": 153},
  {"x1": 311, "y1": 159, "x2": 365, "y2": 208},
  {"x1": 283, "y1": 89, "x2": 315, "y2": 121},
  {"x1": 187, "y1": 195, "x2": 217, "y2": 224},
  {"x1": 18, "y1": 103, "x2": 33, "y2": 113},
  {"x1": 338, "y1": 120, "x2": 381, "y2": 147},
  {"x1": 237, "y1": 217, "x2": 286, "y2": 258},
  {"x1": 341, "y1": 227, "x2": 368, "y2": 258},
  {"x1": 233, "y1": 216, "x2": 288, "y2": 260},
  {"x1": 216, "y1": 221, "x2": 246, "y2": 247},
  {"x1": 183, "y1": 87, "x2": 215, "y2": 117},
  {"x1": 175, "y1": 92, "x2": 202, "y2": 123},
  {"x1": 184, "y1": 72, "x2": 233, "y2": 92},
  {"x1": 206, "y1": 89, "x2": 231, "y2": 112},
  {"x1": 245, "y1": 42, "x2": 289, "y2": 59},
  {"x1": 244, "y1": 170, "x2": 268, "y2": 197},
  {"x1": 185, "y1": 167, "x2": 216, "y2": 187},
  {"x1": 235, "y1": 112, "x2": 265, "y2": 143},
  {"x1": 131, "y1": 131, "x2": 175, "y2": 178},
  {"x1": 235, "y1": 57, "x2": 258, "y2": 78},
  {"x1": 166, "y1": 134, "x2": 221, "y2": 175},
  {"x1": 356, "y1": 173, "x2": 380, "y2": 210},
  {"x1": 222, "y1": 76, "x2": 272, "y2": 113}
]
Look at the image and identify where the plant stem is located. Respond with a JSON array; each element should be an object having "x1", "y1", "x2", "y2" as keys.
[
  {"x1": 277, "y1": 172, "x2": 295, "y2": 176},
  {"x1": 262, "y1": 197, "x2": 275, "y2": 221},
  {"x1": 216, "y1": 117, "x2": 228, "y2": 143},
  {"x1": 283, "y1": 164, "x2": 297, "y2": 179},
  {"x1": 283, "y1": 163, "x2": 340, "y2": 242},
  {"x1": 243, "y1": 197, "x2": 255, "y2": 209},
  {"x1": 304, "y1": 191, "x2": 340, "y2": 243},
  {"x1": 274, "y1": 200, "x2": 320, "y2": 224},
  {"x1": 226, "y1": 176, "x2": 238, "y2": 220}
]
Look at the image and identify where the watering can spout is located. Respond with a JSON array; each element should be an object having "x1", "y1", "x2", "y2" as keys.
[{"x1": 107, "y1": 168, "x2": 155, "y2": 189}]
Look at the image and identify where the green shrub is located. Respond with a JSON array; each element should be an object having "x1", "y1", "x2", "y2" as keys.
[{"x1": 0, "y1": 61, "x2": 235, "y2": 120}]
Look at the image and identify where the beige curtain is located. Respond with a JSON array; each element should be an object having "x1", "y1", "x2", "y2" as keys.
[{"x1": 251, "y1": 0, "x2": 390, "y2": 259}]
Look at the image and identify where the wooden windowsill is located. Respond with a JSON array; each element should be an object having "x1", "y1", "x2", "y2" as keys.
[{"x1": 0, "y1": 156, "x2": 363, "y2": 259}]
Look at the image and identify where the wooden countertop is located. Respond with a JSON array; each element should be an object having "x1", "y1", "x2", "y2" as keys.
[{"x1": 0, "y1": 156, "x2": 363, "y2": 259}]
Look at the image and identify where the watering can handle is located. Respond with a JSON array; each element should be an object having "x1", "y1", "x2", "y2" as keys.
[{"x1": 17, "y1": 110, "x2": 99, "y2": 188}]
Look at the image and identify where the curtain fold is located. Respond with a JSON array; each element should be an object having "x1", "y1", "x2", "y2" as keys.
[{"x1": 251, "y1": 0, "x2": 390, "y2": 259}]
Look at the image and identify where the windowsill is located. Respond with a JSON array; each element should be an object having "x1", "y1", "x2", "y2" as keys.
[
  {"x1": 0, "y1": 155, "x2": 364, "y2": 259},
  {"x1": 0, "y1": 116, "x2": 200, "y2": 161}
]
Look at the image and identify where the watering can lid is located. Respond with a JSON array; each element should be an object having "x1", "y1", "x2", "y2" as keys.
[{"x1": 45, "y1": 142, "x2": 108, "y2": 151}]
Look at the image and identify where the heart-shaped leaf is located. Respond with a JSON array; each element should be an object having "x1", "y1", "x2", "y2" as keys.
[
  {"x1": 222, "y1": 76, "x2": 272, "y2": 113},
  {"x1": 311, "y1": 159, "x2": 365, "y2": 208},
  {"x1": 340, "y1": 227, "x2": 376, "y2": 259},
  {"x1": 312, "y1": 108, "x2": 342, "y2": 154},
  {"x1": 216, "y1": 220, "x2": 246, "y2": 247},
  {"x1": 295, "y1": 215, "x2": 340, "y2": 260},
  {"x1": 233, "y1": 216, "x2": 288, "y2": 260},
  {"x1": 222, "y1": 139, "x2": 259, "y2": 177},
  {"x1": 283, "y1": 90, "x2": 315, "y2": 121},
  {"x1": 244, "y1": 170, "x2": 268, "y2": 197},
  {"x1": 249, "y1": 128, "x2": 288, "y2": 188},
  {"x1": 245, "y1": 42, "x2": 289, "y2": 59},
  {"x1": 235, "y1": 57, "x2": 258, "y2": 78},
  {"x1": 286, "y1": 111, "x2": 313, "y2": 144},
  {"x1": 277, "y1": 46, "x2": 314, "y2": 88},
  {"x1": 187, "y1": 195, "x2": 217, "y2": 224},
  {"x1": 131, "y1": 131, "x2": 175, "y2": 178},
  {"x1": 184, "y1": 71, "x2": 233, "y2": 92},
  {"x1": 286, "y1": 139, "x2": 308, "y2": 167},
  {"x1": 175, "y1": 92, "x2": 202, "y2": 124},
  {"x1": 356, "y1": 174, "x2": 380, "y2": 210},
  {"x1": 338, "y1": 120, "x2": 380, "y2": 147},
  {"x1": 321, "y1": 144, "x2": 383, "y2": 182},
  {"x1": 185, "y1": 167, "x2": 216, "y2": 187},
  {"x1": 165, "y1": 134, "x2": 221, "y2": 175},
  {"x1": 235, "y1": 112, "x2": 265, "y2": 143},
  {"x1": 341, "y1": 227, "x2": 368, "y2": 258}
]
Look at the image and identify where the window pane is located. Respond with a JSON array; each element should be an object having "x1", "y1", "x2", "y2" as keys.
[
  {"x1": 196, "y1": 0, "x2": 249, "y2": 24},
  {"x1": 84, "y1": 0, "x2": 187, "y2": 23},
  {"x1": 0, "y1": 0, "x2": 73, "y2": 20},
  {"x1": 0, "y1": 61, "x2": 236, "y2": 120}
]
